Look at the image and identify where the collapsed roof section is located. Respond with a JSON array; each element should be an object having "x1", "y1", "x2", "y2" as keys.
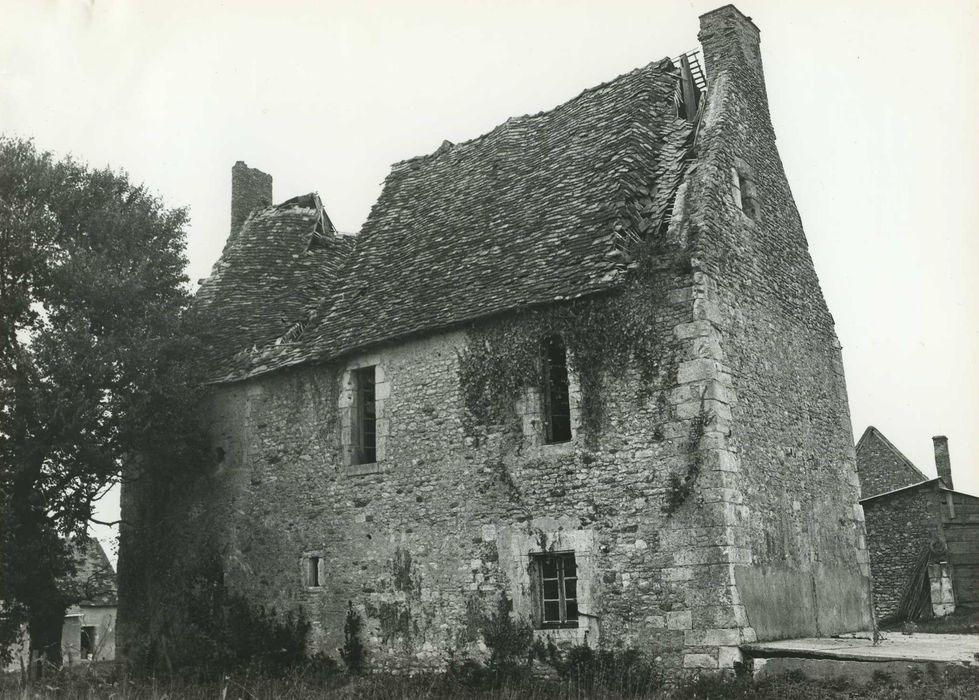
[
  {"x1": 200, "y1": 56, "x2": 701, "y2": 383},
  {"x1": 196, "y1": 194, "x2": 353, "y2": 381}
]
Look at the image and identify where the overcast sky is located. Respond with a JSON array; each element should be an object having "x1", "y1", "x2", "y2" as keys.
[{"x1": 3, "y1": 0, "x2": 977, "y2": 561}]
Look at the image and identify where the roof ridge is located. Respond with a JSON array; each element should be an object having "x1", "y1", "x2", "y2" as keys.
[
  {"x1": 392, "y1": 57, "x2": 677, "y2": 171},
  {"x1": 201, "y1": 53, "x2": 694, "y2": 384}
]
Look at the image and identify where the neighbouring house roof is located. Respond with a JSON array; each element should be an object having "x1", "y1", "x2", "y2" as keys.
[
  {"x1": 201, "y1": 58, "x2": 697, "y2": 383},
  {"x1": 859, "y1": 477, "x2": 979, "y2": 505},
  {"x1": 72, "y1": 538, "x2": 117, "y2": 608},
  {"x1": 859, "y1": 477, "x2": 941, "y2": 504},
  {"x1": 855, "y1": 426, "x2": 931, "y2": 498}
]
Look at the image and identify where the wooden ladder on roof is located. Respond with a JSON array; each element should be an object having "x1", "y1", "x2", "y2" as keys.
[
  {"x1": 674, "y1": 49, "x2": 707, "y2": 92},
  {"x1": 672, "y1": 49, "x2": 706, "y2": 122}
]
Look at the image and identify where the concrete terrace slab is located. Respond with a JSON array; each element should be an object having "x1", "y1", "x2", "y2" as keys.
[{"x1": 744, "y1": 633, "x2": 979, "y2": 665}]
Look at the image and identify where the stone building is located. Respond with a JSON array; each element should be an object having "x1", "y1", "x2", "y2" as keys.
[
  {"x1": 856, "y1": 427, "x2": 979, "y2": 620},
  {"x1": 121, "y1": 5, "x2": 871, "y2": 673}
]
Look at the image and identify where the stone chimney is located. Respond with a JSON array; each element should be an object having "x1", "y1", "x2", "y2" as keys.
[
  {"x1": 230, "y1": 161, "x2": 272, "y2": 242},
  {"x1": 698, "y1": 5, "x2": 771, "y2": 121},
  {"x1": 933, "y1": 436, "x2": 952, "y2": 489}
]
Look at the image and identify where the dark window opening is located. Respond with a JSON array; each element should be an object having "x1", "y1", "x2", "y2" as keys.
[
  {"x1": 732, "y1": 169, "x2": 758, "y2": 220},
  {"x1": 353, "y1": 366, "x2": 377, "y2": 464},
  {"x1": 543, "y1": 337, "x2": 572, "y2": 444},
  {"x1": 533, "y1": 551, "x2": 578, "y2": 628},
  {"x1": 80, "y1": 626, "x2": 96, "y2": 659},
  {"x1": 305, "y1": 556, "x2": 321, "y2": 587}
]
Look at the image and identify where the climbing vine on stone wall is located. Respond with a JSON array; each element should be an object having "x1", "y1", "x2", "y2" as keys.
[
  {"x1": 663, "y1": 391, "x2": 711, "y2": 515},
  {"x1": 457, "y1": 248, "x2": 684, "y2": 444}
]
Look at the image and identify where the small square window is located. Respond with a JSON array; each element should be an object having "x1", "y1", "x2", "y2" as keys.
[
  {"x1": 304, "y1": 556, "x2": 321, "y2": 588},
  {"x1": 531, "y1": 551, "x2": 578, "y2": 628}
]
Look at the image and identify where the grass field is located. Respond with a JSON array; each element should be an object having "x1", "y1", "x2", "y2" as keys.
[{"x1": 2, "y1": 664, "x2": 977, "y2": 699}]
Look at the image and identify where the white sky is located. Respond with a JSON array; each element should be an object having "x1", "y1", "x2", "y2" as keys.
[{"x1": 2, "y1": 0, "x2": 977, "y2": 564}]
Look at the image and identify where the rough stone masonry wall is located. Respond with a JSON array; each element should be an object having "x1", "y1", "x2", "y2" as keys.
[
  {"x1": 229, "y1": 161, "x2": 272, "y2": 243},
  {"x1": 855, "y1": 430, "x2": 927, "y2": 498},
  {"x1": 193, "y1": 278, "x2": 751, "y2": 674},
  {"x1": 685, "y1": 6, "x2": 872, "y2": 640},
  {"x1": 862, "y1": 485, "x2": 943, "y2": 620}
]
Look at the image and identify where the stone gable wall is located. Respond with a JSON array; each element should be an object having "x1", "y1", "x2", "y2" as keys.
[
  {"x1": 687, "y1": 6, "x2": 871, "y2": 640},
  {"x1": 855, "y1": 431, "x2": 927, "y2": 498}
]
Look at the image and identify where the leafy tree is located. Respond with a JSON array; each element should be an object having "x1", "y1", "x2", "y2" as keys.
[{"x1": 0, "y1": 137, "x2": 206, "y2": 670}]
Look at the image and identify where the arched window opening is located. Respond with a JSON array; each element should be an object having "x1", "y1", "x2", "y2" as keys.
[{"x1": 543, "y1": 336, "x2": 572, "y2": 444}]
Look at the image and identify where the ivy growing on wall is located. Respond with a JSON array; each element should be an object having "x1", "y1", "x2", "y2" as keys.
[
  {"x1": 457, "y1": 248, "x2": 683, "y2": 444},
  {"x1": 663, "y1": 394, "x2": 711, "y2": 515}
]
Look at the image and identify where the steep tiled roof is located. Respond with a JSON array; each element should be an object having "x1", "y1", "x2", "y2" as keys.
[{"x1": 203, "y1": 58, "x2": 696, "y2": 382}]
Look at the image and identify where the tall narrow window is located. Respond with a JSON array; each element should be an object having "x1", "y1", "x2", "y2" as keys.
[
  {"x1": 543, "y1": 336, "x2": 572, "y2": 444},
  {"x1": 532, "y1": 551, "x2": 579, "y2": 628},
  {"x1": 304, "y1": 556, "x2": 321, "y2": 587},
  {"x1": 731, "y1": 168, "x2": 758, "y2": 219},
  {"x1": 353, "y1": 366, "x2": 377, "y2": 464}
]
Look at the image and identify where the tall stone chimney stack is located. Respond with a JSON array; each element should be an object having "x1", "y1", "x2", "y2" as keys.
[
  {"x1": 230, "y1": 161, "x2": 273, "y2": 242},
  {"x1": 698, "y1": 5, "x2": 771, "y2": 125},
  {"x1": 933, "y1": 436, "x2": 953, "y2": 489}
]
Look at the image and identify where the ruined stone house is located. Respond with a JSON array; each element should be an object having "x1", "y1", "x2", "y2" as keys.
[
  {"x1": 856, "y1": 427, "x2": 979, "y2": 620},
  {"x1": 121, "y1": 5, "x2": 872, "y2": 673}
]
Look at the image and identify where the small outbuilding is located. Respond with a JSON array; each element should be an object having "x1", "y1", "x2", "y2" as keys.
[
  {"x1": 856, "y1": 427, "x2": 979, "y2": 621},
  {"x1": 3, "y1": 538, "x2": 117, "y2": 671}
]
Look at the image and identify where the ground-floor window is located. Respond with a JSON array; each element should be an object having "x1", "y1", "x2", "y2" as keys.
[{"x1": 531, "y1": 551, "x2": 578, "y2": 628}]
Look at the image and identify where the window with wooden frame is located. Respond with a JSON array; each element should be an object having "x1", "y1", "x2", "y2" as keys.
[
  {"x1": 531, "y1": 551, "x2": 579, "y2": 628},
  {"x1": 352, "y1": 366, "x2": 377, "y2": 464},
  {"x1": 542, "y1": 336, "x2": 572, "y2": 444}
]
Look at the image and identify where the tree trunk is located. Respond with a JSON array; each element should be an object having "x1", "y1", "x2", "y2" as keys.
[
  {"x1": 27, "y1": 603, "x2": 65, "y2": 676},
  {"x1": 10, "y1": 442, "x2": 70, "y2": 676}
]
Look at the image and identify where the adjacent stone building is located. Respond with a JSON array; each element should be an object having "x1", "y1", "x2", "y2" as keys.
[
  {"x1": 856, "y1": 427, "x2": 979, "y2": 620},
  {"x1": 121, "y1": 5, "x2": 872, "y2": 673}
]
